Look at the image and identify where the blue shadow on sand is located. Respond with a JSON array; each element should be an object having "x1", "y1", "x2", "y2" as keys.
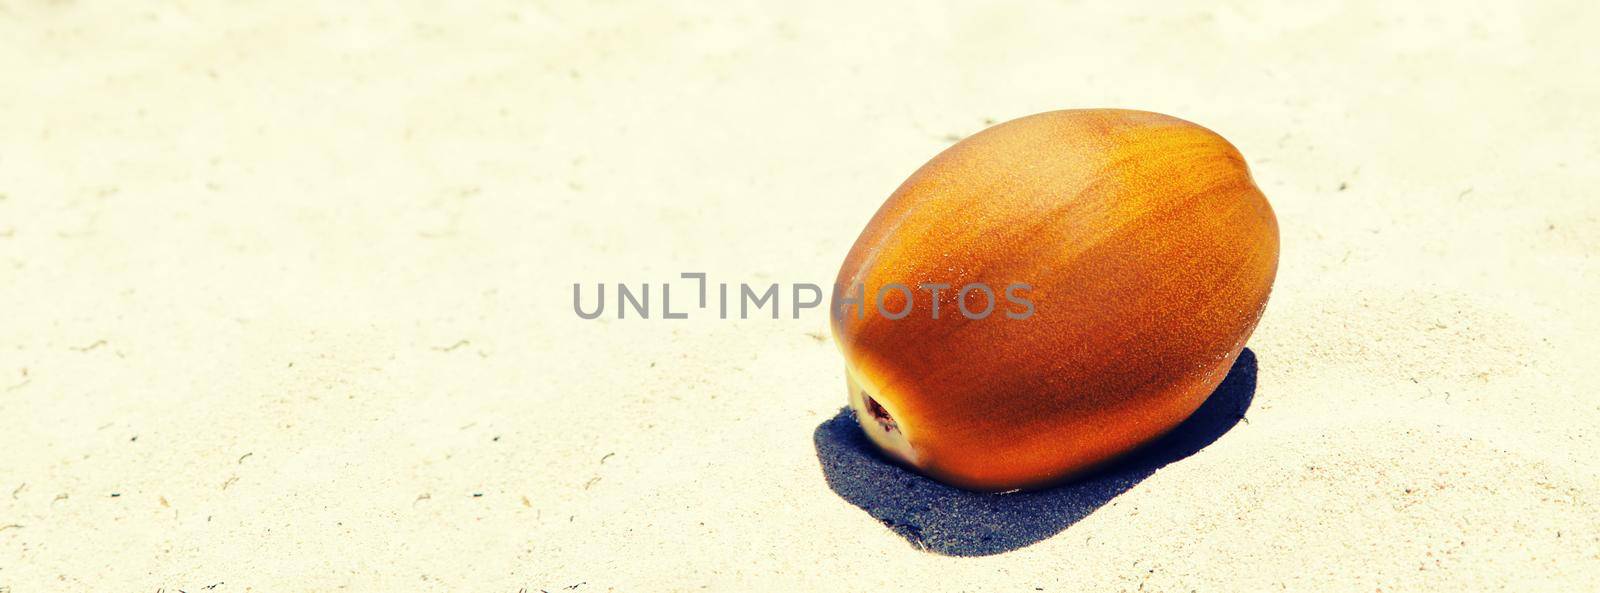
[{"x1": 813, "y1": 348, "x2": 1257, "y2": 556}]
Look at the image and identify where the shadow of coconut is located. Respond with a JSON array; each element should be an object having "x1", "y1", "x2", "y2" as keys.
[{"x1": 813, "y1": 348, "x2": 1258, "y2": 556}]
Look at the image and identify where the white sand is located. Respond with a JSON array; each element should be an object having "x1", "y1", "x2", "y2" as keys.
[{"x1": 2, "y1": 1, "x2": 1597, "y2": 590}]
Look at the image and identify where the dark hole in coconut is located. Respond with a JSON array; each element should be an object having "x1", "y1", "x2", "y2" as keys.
[{"x1": 862, "y1": 393, "x2": 898, "y2": 433}]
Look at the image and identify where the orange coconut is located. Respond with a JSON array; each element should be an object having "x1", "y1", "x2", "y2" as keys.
[{"x1": 831, "y1": 109, "x2": 1278, "y2": 491}]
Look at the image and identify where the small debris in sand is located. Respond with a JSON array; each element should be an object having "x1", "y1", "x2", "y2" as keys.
[
  {"x1": 71, "y1": 339, "x2": 107, "y2": 352},
  {"x1": 434, "y1": 340, "x2": 471, "y2": 352}
]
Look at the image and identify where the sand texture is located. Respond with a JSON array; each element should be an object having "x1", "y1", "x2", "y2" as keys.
[{"x1": 2, "y1": 1, "x2": 1598, "y2": 591}]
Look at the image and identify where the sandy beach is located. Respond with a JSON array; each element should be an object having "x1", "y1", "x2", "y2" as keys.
[{"x1": 2, "y1": 1, "x2": 1598, "y2": 590}]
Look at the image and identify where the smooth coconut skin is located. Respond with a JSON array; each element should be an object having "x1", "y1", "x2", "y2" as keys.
[{"x1": 832, "y1": 109, "x2": 1279, "y2": 492}]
